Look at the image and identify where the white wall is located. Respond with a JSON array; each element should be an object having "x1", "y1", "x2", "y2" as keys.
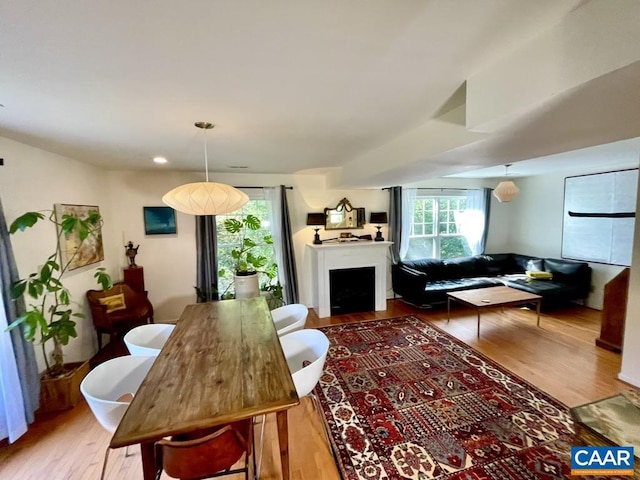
[
  {"x1": 0, "y1": 137, "x2": 118, "y2": 370},
  {"x1": 105, "y1": 170, "x2": 389, "y2": 322},
  {"x1": 496, "y1": 169, "x2": 628, "y2": 310},
  {"x1": 2, "y1": 141, "x2": 389, "y2": 369}
]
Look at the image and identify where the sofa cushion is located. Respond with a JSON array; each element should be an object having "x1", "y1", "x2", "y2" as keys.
[
  {"x1": 442, "y1": 256, "x2": 482, "y2": 279},
  {"x1": 544, "y1": 258, "x2": 589, "y2": 284},
  {"x1": 479, "y1": 254, "x2": 512, "y2": 275},
  {"x1": 397, "y1": 264, "x2": 428, "y2": 279},
  {"x1": 402, "y1": 258, "x2": 445, "y2": 279},
  {"x1": 505, "y1": 279, "x2": 583, "y2": 298}
]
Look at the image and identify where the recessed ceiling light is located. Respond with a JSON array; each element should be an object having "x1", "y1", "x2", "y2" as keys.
[{"x1": 154, "y1": 157, "x2": 168, "y2": 164}]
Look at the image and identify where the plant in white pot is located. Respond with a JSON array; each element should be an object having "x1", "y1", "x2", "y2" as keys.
[
  {"x1": 218, "y1": 214, "x2": 278, "y2": 299},
  {"x1": 8, "y1": 208, "x2": 112, "y2": 384}
]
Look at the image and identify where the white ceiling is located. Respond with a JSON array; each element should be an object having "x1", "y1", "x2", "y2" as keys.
[
  {"x1": 447, "y1": 136, "x2": 640, "y2": 179},
  {"x1": 2, "y1": 0, "x2": 639, "y2": 186}
]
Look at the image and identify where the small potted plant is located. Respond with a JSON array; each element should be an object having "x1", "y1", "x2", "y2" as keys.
[
  {"x1": 218, "y1": 214, "x2": 278, "y2": 299},
  {"x1": 8, "y1": 208, "x2": 112, "y2": 411}
]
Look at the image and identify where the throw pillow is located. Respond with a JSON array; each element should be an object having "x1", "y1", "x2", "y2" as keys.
[
  {"x1": 98, "y1": 293, "x2": 127, "y2": 313},
  {"x1": 526, "y1": 270, "x2": 553, "y2": 280}
]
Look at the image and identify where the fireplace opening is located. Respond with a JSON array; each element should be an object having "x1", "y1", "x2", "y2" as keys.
[{"x1": 329, "y1": 266, "x2": 375, "y2": 315}]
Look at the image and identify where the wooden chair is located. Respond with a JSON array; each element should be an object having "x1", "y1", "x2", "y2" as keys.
[
  {"x1": 86, "y1": 282, "x2": 154, "y2": 352},
  {"x1": 154, "y1": 420, "x2": 255, "y2": 480}
]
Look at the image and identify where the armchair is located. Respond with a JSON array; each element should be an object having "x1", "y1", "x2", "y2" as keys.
[{"x1": 87, "y1": 282, "x2": 154, "y2": 352}]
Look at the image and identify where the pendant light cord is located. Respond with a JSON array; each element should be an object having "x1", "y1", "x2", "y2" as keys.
[{"x1": 203, "y1": 127, "x2": 209, "y2": 182}]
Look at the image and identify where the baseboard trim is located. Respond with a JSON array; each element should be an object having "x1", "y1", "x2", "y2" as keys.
[{"x1": 617, "y1": 372, "x2": 640, "y2": 388}]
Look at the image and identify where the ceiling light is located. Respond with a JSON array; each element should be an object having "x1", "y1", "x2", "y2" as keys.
[
  {"x1": 153, "y1": 156, "x2": 168, "y2": 164},
  {"x1": 493, "y1": 164, "x2": 519, "y2": 203},
  {"x1": 162, "y1": 122, "x2": 249, "y2": 215}
]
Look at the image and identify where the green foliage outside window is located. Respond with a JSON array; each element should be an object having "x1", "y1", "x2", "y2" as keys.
[
  {"x1": 408, "y1": 196, "x2": 471, "y2": 260},
  {"x1": 216, "y1": 200, "x2": 280, "y2": 302}
]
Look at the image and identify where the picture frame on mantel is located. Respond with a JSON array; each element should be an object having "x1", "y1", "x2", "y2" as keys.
[{"x1": 143, "y1": 206, "x2": 177, "y2": 235}]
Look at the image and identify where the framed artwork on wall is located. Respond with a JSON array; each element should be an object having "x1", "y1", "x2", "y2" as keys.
[
  {"x1": 562, "y1": 168, "x2": 637, "y2": 266},
  {"x1": 54, "y1": 203, "x2": 105, "y2": 270},
  {"x1": 143, "y1": 206, "x2": 177, "y2": 235}
]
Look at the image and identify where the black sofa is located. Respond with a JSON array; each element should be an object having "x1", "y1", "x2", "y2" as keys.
[{"x1": 391, "y1": 253, "x2": 591, "y2": 309}]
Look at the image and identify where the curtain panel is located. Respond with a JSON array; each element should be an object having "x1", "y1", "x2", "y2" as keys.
[
  {"x1": 389, "y1": 187, "x2": 402, "y2": 264},
  {"x1": 195, "y1": 215, "x2": 219, "y2": 302},
  {"x1": 265, "y1": 186, "x2": 299, "y2": 304},
  {"x1": 0, "y1": 197, "x2": 39, "y2": 443},
  {"x1": 459, "y1": 188, "x2": 491, "y2": 255}
]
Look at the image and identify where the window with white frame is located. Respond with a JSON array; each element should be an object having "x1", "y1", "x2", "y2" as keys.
[{"x1": 406, "y1": 195, "x2": 471, "y2": 260}]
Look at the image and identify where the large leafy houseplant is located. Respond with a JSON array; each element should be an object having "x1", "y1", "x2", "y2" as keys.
[
  {"x1": 8, "y1": 209, "x2": 111, "y2": 378},
  {"x1": 218, "y1": 214, "x2": 279, "y2": 300}
]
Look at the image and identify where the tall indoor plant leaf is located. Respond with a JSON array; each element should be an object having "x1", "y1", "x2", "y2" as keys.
[{"x1": 7, "y1": 209, "x2": 112, "y2": 377}]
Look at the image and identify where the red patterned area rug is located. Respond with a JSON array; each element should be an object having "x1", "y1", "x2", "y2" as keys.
[{"x1": 315, "y1": 316, "x2": 627, "y2": 480}]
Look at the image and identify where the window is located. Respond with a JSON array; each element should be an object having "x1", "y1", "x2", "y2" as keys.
[
  {"x1": 216, "y1": 198, "x2": 277, "y2": 297},
  {"x1": 406, "y1": 195, "x2": 471, "y2": 260}
]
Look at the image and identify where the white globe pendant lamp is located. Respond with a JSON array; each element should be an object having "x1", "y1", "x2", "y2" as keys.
[
  {"x1": 162, "y1": 122, "x2": 249, "y2": 215},
  {"x1": 493, "y1": 164, "x2": 519, "y2": 203}
]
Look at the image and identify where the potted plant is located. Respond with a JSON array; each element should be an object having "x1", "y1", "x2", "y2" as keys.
[
  {"x1": 8, "y1": 208, "x2": 112, "y2": 411},
  {"x1": 261, "y1": 281, "x2": 284, "y2": 310},
  {"x1": 218, "y1": 214, "x2": 278, "y2": 299}
]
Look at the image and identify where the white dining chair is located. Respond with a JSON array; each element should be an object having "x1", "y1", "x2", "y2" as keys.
[
  {"x1": 257, "y1": 328, "x2": 329, "y2": 476},
  {"x1": 124, "y1": 323, "x2": 175, "y2": 356},
  {"x1": 279, "y1": 328, "x2": 329, "y2": 398},
  {"x1": 271, "y1": 304, "x2": 308, "y2": 337},
  {"x1": 80, "y1": 355, "x2": 155, "y2": 480}
]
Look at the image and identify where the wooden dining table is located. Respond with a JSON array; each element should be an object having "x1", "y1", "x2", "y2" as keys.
[{"x1": 110, "y1": 297, "x2": 300, "y2": 480}]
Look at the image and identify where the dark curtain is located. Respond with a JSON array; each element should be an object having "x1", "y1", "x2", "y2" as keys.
[
  {"x1": 195, "y1": 215, "x2": 219, "y2": 302},
  {"x1": 278, "y1": 186, "x2": 299, "y2": 304},
  {"x1": 480, "y1": 187, "x2": 492, "y2": 254},
  {"x1": 0, "y1": 198, "x2": 40, "y2": 424},
  {"x1": 389, "y1": 186, "x2": 402, "y2": 264}
]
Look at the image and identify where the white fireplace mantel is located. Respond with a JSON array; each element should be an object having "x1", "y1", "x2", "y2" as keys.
[{"x1": 307, "y1": 241, "x2": 392, "y2": 318}]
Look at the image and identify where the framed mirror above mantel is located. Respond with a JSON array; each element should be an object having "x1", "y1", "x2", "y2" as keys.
[{"x1": 324, "y1": 197, "x2": 365, "y2": 230}]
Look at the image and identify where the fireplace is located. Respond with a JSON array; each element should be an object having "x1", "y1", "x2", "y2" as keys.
[
  {"x1": 308, "y1": 241, "x2": 391, "y2": 318},
  {"x1": 330, "y1": 266, "x2": 375, "y2": 315}
]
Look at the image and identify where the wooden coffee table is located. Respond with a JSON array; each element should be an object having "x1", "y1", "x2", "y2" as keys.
[{"x1": 447, "y1": 286, "x2": 542, "y2": 337}]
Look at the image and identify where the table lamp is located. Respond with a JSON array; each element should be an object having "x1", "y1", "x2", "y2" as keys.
[
  {"x1": 306, "y1": 213, "x2": 325, "y2": 244},
  {"x1": 369, "y1": 212, "x2": 388, "y2": 242}
]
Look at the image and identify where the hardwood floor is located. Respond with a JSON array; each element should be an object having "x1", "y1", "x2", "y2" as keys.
[{"x1": 1, "y1": 300, "x2": 633, "y2": 479}]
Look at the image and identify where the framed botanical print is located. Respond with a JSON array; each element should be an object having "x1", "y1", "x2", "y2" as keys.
[{"x1": 54, "y1": 204, "x2": 105, "y2": 270}]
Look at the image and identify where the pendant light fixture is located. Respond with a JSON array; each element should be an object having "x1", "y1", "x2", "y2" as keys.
[
  {"x1": 493, "y1": 164, "x2": 520, "y2": 203},
  {"x1": 162, "y1": 122, "x2": 249, "y2": 215}
]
